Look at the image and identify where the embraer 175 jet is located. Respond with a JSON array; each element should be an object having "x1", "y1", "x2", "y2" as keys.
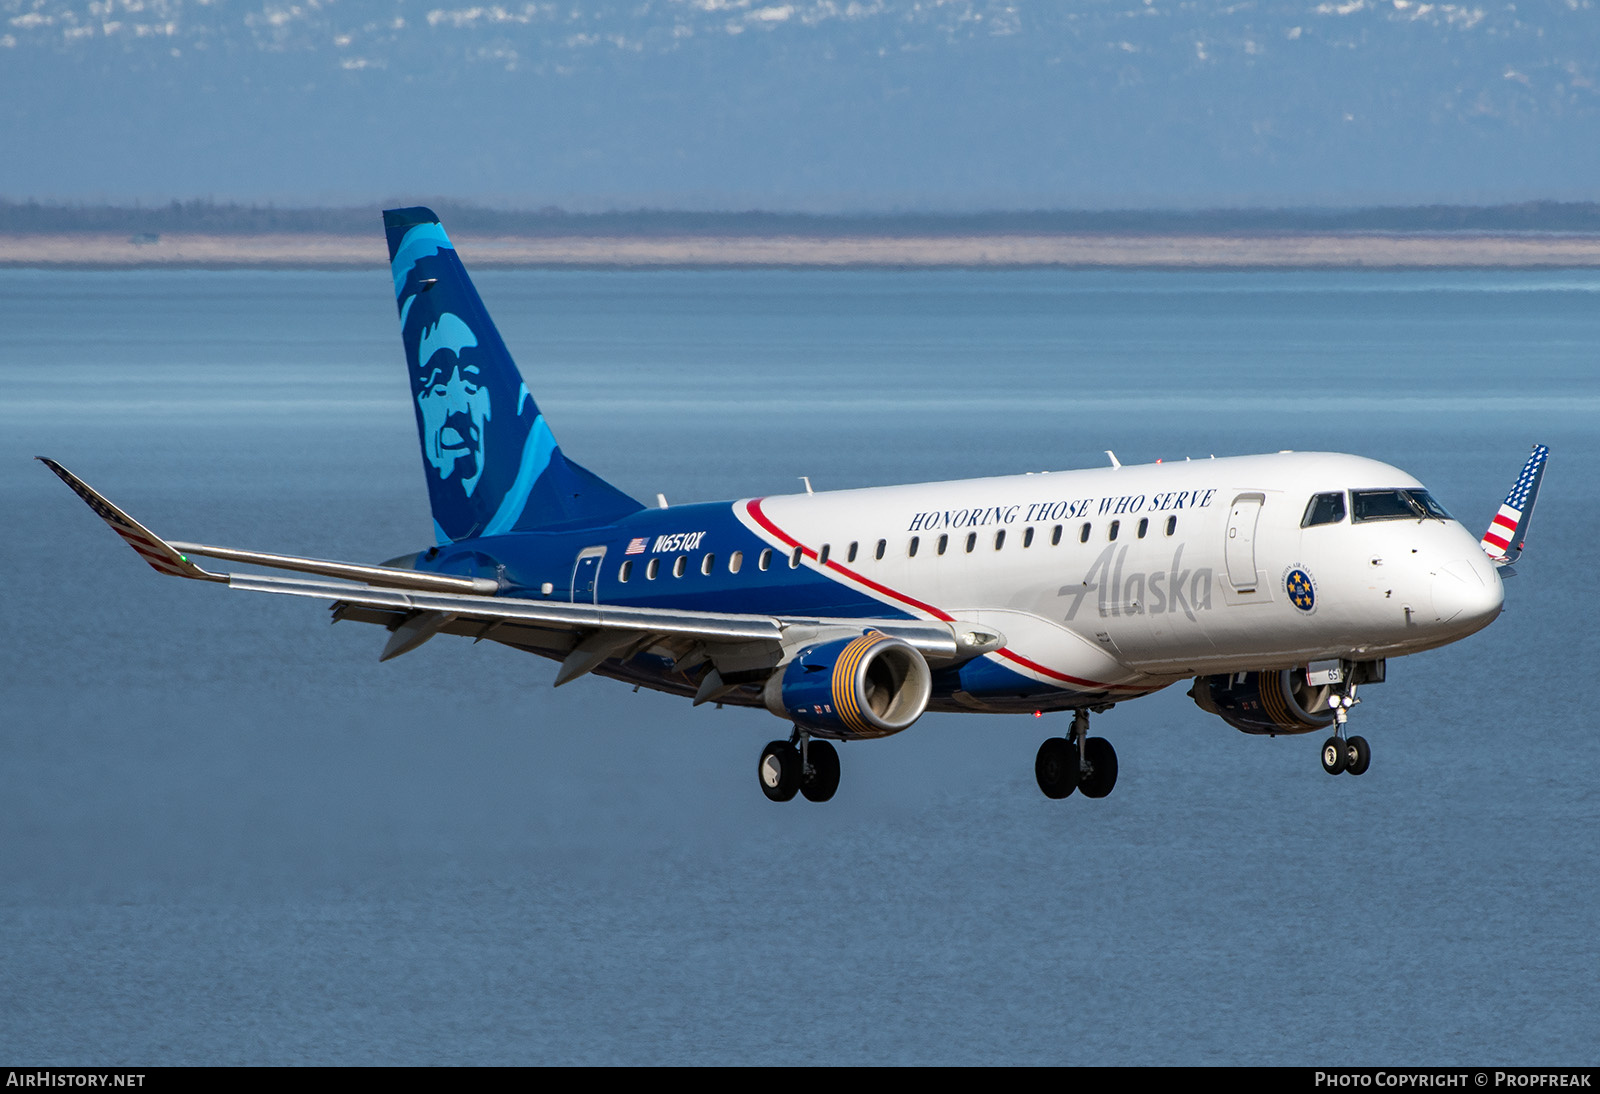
[{"x1": 41, "y1": 207, "x2": 1548, "y2": 804}]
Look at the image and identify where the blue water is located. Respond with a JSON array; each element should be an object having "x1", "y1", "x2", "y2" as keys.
[{"x1": 3, "y1": 268, "x2": 1597, "y2": 1064}]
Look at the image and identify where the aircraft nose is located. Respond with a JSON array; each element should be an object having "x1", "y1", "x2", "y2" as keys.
[{"x1": 1431, "y1": 555, "x2": 1504, "y2": 631}]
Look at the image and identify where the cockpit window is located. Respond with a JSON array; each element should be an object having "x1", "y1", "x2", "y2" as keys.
[
  {"x1": 1350, "y1": 488, "x2": 1453, "y2": 523},
  {"x1": 1410, "y1": 490, "x2": 1452, "y2": 521},
  {"x1": 1301, "y1": 492, "x2": 1347, "y2": 528}
]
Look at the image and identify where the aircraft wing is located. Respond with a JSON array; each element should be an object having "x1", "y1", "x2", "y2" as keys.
[{"x1": 40, "y1": 459, "x2": 996, "y2": 693}]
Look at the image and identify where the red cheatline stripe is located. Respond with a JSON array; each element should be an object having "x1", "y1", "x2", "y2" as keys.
[
  {"x1": 744, "y1": 498, "x2": 1143, "y2": 693},
  {"x1": 746, "y1": 499, "x2": 952, "y2": 621}
]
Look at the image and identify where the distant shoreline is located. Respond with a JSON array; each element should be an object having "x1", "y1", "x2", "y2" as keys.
[{"x1": 6, "y1": 231, "x2": 1600, "y2": 269}]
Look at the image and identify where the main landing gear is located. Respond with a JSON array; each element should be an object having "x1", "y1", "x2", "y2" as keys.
[
  {"x1": 1319, "y1": 685, "x2": 1372, "y2": 777},
  {"x1": 1035, "y1": 710, "x2": 1118, "y2": 800},
  {"x1": 759, "y1": 730, "x2": 841, "y2": 803}
]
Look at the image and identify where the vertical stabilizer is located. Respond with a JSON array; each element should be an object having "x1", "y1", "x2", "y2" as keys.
[
  {"x1": 384, "y1": 207, "x2": 643, "y2": 543},
  {"x1": 1480, "y1": 443, "x2": 1548, "y2": 565}
]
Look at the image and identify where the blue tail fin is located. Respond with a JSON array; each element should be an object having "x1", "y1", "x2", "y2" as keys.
[{"x1": 384, "y1": 207, "x2": 644, "y2": 543}]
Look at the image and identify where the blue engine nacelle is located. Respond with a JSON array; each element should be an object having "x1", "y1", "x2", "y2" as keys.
[
  {"x1": 1189, "y1": 669, "x2": 1339, "y2": 736},
  {"x1": 762, "y1": 632, "x2": 933, "y2": 740}
]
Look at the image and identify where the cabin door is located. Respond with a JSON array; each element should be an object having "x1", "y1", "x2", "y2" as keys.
[
  {"x1": 571, "y1": 546, "x2": 607, "y2": 603},
  {"x1": 1224, "y1": 494, "x2": 1264, "y2": 590}
]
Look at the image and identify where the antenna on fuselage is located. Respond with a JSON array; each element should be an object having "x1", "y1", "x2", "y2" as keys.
[
  {"x1": 800, "y1": 476, "x2": 814, "y2": 494},
  {"x1": 656, "y1": 493, "x2": 669, "y2": 509},
  {"x1": 1105, "y1": 451, "x2": 1121, "y2": 469}
]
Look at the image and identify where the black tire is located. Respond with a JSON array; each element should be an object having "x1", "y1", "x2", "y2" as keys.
[
  {"x1": 801, "y1": 740, "x2": 841, "y2": 803},
  {"x1": 1035, "y1": 737, "x2": 1079, "y2": 799},
  {"x1": 1079, "y1": 737, "x2": 1119, "y2": 799},
  {"x1": 759, "y1": 740, "x2": 801, "y2": 802},
  {"x1": 1321, "y1": 736, "x2": 1348, "y2": 775},
  {"x1": 1346, "y1": 735, "x2": 1371, "y2": 777}
]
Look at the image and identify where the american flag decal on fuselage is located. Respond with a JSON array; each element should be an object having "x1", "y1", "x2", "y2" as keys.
[{"x1": 1480, "y1": 444, "x2": 1547, "y2": 564}]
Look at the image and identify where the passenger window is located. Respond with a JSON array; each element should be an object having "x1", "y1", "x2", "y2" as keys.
[
  {"x1": 1080, "y1": 523, "x2": 1091, "y2": 543},
  {"x1": 1302, "y1": 492, "x2": 1348, "y2": 528},
  {"x1": 673, "y1": 555, "x2": 687, "y2": 578},
  {"x1": 789, "y1": 546, "x2": 802, "y2": 569},
  {"x1": 1023, "y1": 526, "x2": 1035, "y2": 548},
  {"x1": 1137, "y1": 518, "x2": 1148, "y2": 539},
  {"x1": 847, "y1": 541, "x2": 858, "y2": 563},
  {"x1": 994, "y1": 529, "x2": 1006, "y2": 550},
  {"x1": 1166, "y1": 515, "x2": 1177, "y2": 536},
  {"x1": 619, "y1": 560, "x2": 632, "y2": 583},
  {"x1": 1108, "y1": 520, "x2": 1120, "y2": 541},
  {"x1": 937, "y1": 534, "x2": 948, "y2": 556},
  {"x1": 646, "y1": 558, "x2": 659, "y2": 580},
  {"x1": 758, "y1": 548, "x2": 772, "y2": 571},
  {"x1": 875, "y1": 539, "x2": 886, "y2": 560},
  {"x1": 908, "y1": 536, "x2": 919, "y2": 557},
  {"x1": 1051, "y1": 524, "x2": 1063, "y2": 546},
  {"x1": 965, "y1": 532, "x2": 977, "y2": 553},
  {"x1": 729, "y1": 551, "x2": 743, "y2": 574},
  {"x1": 819, "y1": 544, "x2": 831, "y2": 565},
  {"x1": 701, "y1": 553, "x2": 715, "y2": 575}
]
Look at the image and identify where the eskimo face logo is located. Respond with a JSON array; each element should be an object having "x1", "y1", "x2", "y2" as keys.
[
  {"x1": 1284, "y1": 566, "x2": 1317, "y2": 613},
  {"x1": 416, "y1": 313, "x2": 491, "y2": 497}
]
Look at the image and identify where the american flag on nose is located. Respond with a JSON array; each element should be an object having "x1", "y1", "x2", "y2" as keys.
[{"x1": 1480, "y1": 444, "x2": 1548, "y2": 563}]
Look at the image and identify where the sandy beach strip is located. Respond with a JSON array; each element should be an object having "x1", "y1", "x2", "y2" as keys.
[{"x1": 6, "y1": 231, "x2": 1600, "y2": 269}]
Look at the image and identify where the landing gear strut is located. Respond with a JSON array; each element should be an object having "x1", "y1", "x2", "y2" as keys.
[
  {"x1": 1319, "y1": 685, "x2": 1371, "y2": 777},
  {"x1": 759, "y1": 729, "x2": 841, "y2": 803},
  {"x1": 1035, "y1": 710, "x2": 1118, "y2": 800}
]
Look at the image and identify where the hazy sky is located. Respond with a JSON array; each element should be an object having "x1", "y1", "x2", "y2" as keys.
[{"x1": 4, "y1": 0, "x2": 1599, "y2": 209}]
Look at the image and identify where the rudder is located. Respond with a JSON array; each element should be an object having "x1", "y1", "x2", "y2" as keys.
[{"x1": 384, "y1": 207, "x2": 643, "y2": 542}]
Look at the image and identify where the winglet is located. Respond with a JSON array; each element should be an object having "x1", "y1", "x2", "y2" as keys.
[
  {"x1": 1480, "y1": 444, "x2": 1548, "y2": 566},
  {"x1": 37, "y1": 458, "x2": 226, "y2": 582}
]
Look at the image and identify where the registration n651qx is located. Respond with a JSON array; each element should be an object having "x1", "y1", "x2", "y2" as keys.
[{"x1": 42, "y1": 208, "x2": 1547, "y2": 803}]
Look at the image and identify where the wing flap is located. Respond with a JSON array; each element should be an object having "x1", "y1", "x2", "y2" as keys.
[{"x1": 226, "y1": 572, "x2": 789, "y2": 642}]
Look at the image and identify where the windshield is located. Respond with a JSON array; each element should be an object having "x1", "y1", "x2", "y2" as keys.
[{"x1": 1350, "y1": 488, "x2": 1453, "y2": 523}]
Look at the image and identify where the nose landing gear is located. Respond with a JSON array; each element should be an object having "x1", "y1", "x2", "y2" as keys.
[
  {"x1": 1319, "y1": 686, "x2": 1371, "y2": 777},
  {"x1": 1035, "y1": 710, "x2": 1119, "y2": 800}
]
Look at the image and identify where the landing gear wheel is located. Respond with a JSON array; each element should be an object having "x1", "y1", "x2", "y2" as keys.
[
  {"x1": 801, "y1": 740, "x2": 841, "y2": 803},
  {"x1": 1345, "y1": 735, "x2": 1371, "y2": 777},
  {"x1": 1321, "y1": 736, "x2": 1348, "y2": 775},
  {"x1": 1035, "y1": 738, "x2": 1079, "y2": 799},
  {"x1": 1078, "y1": 737, "x2": 1119, "y2": 799},
  {"x1": 759, "y1": 740, "x2": 801, "y2": 802}
]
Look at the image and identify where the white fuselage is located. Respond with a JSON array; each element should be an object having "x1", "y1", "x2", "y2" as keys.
[{"x1": 737, "y1": 451, "x2": 1503, "y2": 704}]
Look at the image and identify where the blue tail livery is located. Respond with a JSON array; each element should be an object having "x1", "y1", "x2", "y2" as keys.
[
  {"x1": 384, "y1": 207, "x2": 643, "y2": 543},
  {"x1": 40, "y1": 206, "x2": 1548, "y2": 804}
]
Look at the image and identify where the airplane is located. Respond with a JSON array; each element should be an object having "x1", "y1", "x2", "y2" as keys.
[{"x1": 40, "y1": 206, "x2": 1548, "y2": 804}]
